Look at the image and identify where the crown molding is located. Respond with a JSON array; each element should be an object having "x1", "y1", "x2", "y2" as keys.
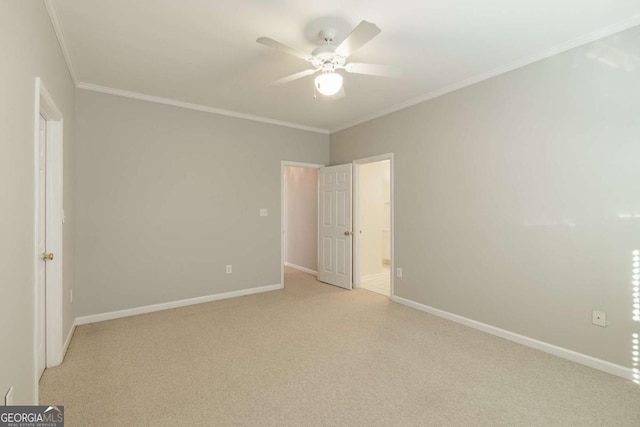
[
  {"x1": 330, "y1": 15, "x2": 640, "y2": 133},
  {"x1": 44, "y1": 0, "x2": 78, "y2": 85},
  {"x1": 45, "y1": 1, "x2": 327, "y2": 134},
  {"x1": 76, "y1": 83, "x2": 330, "y2": 134}
]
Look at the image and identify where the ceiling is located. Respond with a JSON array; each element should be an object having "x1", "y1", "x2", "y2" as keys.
[{"x1": 48, "y1": 0, "x2": 640, "y2": 133}]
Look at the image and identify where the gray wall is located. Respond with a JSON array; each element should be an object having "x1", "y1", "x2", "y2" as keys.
[
  {"x1": 284, "y1": 166, "x2": 318, "y2": 272},
  {"x1": 75, "y1": 90, "x2": 329, "y2": 317},
  {"x1": 0, "y1": 1, "x2": 76, "y2": 404},
  {"x1": 331, "y1": 26, "x2": 640, "y2": 368}
]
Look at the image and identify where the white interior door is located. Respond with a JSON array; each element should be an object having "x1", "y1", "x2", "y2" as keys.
[
  {"x1": 37, "y1": 114, "x2": 47, "y2": 378},
  {"x1": 318, "y1": 164, "x2": 352, "y2": 289}
]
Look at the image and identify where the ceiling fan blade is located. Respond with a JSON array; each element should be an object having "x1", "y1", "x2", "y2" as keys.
[
  {"x1": 256, "y1": 37, "x2": 313, "y2": 62},
  {"x1": 270, "y1": 69, "x2": 319, "y2": 86},
  {"x1": 344, "y1": 62, "x2": 402, "y2": 78},
  {"x1": 334, "y1": 21, "x2": 381, "y2": 58}
]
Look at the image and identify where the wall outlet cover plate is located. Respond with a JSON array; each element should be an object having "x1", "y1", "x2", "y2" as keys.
[{"x1": 592, "y1": 310, "x2": 607, "y2": 327}]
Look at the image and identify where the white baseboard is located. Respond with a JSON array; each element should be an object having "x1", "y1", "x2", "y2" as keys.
[
  {"x1": 76, "y1": 283, "x2": 282, "y2": 325},
  {"x1": 62, "y1": 319, "x2": 76, "y2": 359},
  {"x1": 284, "y1": 262, "x2": 318, "y2": 276},
  {"x1": 361, "y1": 272, "x2": 388, "y2": 282},
  {"x1": 391, "y1": 295, "x2": 632, "y2": 381}
]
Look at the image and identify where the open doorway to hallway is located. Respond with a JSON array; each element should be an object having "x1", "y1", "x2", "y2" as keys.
[
  {"x1": 356, "y1": 159, "x2": 391, "y2": 296},
  {"x1": 281, "y1": 163, "x2": 322, "y2": 287}
]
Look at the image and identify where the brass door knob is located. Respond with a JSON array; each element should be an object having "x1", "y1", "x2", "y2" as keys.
[
  {"x1": 344, "y1": 231, "x2": 352, "y2": 236},
  {"x1": 42, "y1": 253, "x2": 54, "y2": 261}
]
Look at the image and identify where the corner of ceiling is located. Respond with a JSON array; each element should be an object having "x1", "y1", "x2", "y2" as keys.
[
  {"x1": 329, "y1": 14, "x2": 640, "y2": 135},
  {"x1": 76, "y1": 82, "x2": 331, "y2": 135},
  {"x1": 44, "y1": 0, "x2": 79, "y2": 86},
  {"x1": 45, "y1": 2, "x2": 329, "y2": 135}
]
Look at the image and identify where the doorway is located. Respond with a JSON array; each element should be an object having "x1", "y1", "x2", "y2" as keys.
[
  {"x1": 354, "y1": 154, "x2": 394, "y2": 297},
  {"x1": 280, "y1": 161, "x2": 323, "y2": 287},
  {"x1": 280, "y1": 155, "x2": 394, "y2": 297},
  {"x1": 34, "y1": 78, "x2": 65, "y2": 395}
]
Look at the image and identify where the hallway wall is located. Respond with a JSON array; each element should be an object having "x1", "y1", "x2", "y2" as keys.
[{"x1": 285, "y1": 166, "x2": 319, "y2": 273}]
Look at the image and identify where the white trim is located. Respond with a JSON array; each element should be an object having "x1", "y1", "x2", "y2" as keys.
[
  {"x1": 284, "y1": 262, "x2": 318, "y2": 276},
  {"x1": 44, "y1": 0, "x2": 78, "y2": 85},
  {"x1": 391, "y1": 295, "x2": 632, "y2": 380},
  {"x1": 280, "y1": 161, "x2": 324, "y2": 287},
  {"x1": 361, "y1": 272, "x2": 387, "y2": 282},
  {"x1": 33, "y1": 81, "x2": 41, "y2": 404},
  {"x1": 76, "y1": 284, "x2": 281, "y2": 325},
  {"x1": 352, "y1": 154, "x2": 394, "y2": 300},
  {"x1": 39, "y1": 86, "x2": 63, "y2": 120},
  {"x1": 331, "y1": 15, "x2": 640, "y2": 133},
  {"x1": 62, "y1": 320, "x2": 76, "y2": 360},
  {"x1": 77, "y1": 83, "x2": 330, "y2": 135}
]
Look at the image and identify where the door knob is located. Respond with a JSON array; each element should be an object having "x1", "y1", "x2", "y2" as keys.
[
  {"x1": 344, "y1": 231, "x2": 352, "y2": 236},
  {"x1": 42, "y1": 253, "x2": 54, "y2": 261}
]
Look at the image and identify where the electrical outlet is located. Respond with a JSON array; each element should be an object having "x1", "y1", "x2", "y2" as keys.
[
  {"x1": 396, "y1": 268, "x2": 402, "y2": 278},
  {"x1": 592, "y1": 310, "x2": 607, "y2": 327},
  {"x1": 5, "y1": 387, "x2": 14, "y2": 406},
  {"x1": 260, "y1": 208, "x2": 268, "y2": 217},
  {"x1": 226, "y1": 265, "x2": 232, "y2": 274}
]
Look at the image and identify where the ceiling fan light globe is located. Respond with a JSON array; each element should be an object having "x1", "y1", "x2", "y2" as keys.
[{"x1": 314, "y1": 72, "x2": 343, "y2": 96}]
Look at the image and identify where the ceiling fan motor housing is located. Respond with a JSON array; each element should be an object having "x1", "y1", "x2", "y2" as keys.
[
  {"x1": 319, "y1": 27, "x2": 337, "y2": 43},
  {"x1": 311, "y1": 45, "x2": 346, "y2": 68}
]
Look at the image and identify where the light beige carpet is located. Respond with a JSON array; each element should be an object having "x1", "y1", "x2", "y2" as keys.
[{"x1": 41, "y1": 268, "x2": 640, "y2": 426}]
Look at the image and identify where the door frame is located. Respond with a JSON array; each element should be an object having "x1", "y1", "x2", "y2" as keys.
[
  {"x1": 33, "y1": 78, "x2": 65, "y2": 396},
  {"x1": 353, "y1": 153, "x2": 394, "y2": 297},
  {"x1": 280, "y1": 161, "x2": 324, "y2": 287}
]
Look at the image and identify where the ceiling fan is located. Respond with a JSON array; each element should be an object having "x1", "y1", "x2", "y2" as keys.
[{"x1": 257, "y1": 21, "x2": 401, "y2": 98}]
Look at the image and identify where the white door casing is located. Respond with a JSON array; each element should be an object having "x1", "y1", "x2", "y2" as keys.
[
  {"x1": 37, "y1": 114, "x2": 47, "y2": 379},
  {"x1": 318, "y1": 164, "x2": 353, "y2": 289}
]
